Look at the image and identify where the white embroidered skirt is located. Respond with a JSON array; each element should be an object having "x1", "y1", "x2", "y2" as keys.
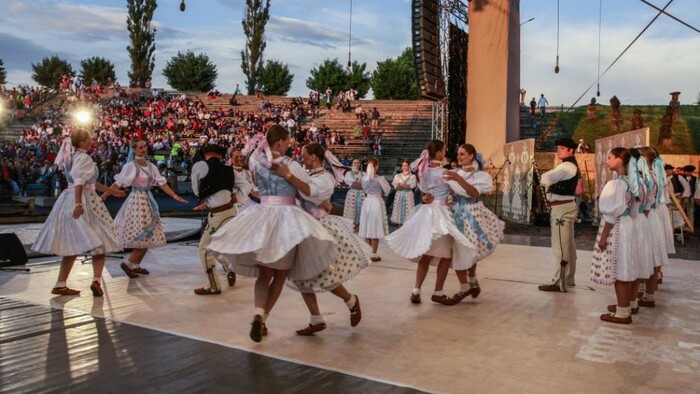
[{"x1": 207, "y1": 203, "x2": 337, "y2": 280}]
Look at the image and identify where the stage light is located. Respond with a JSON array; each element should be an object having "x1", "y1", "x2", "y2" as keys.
[
  {"x1": 180, "y1": 0, "x2": 185, "y2": 12},
  {"x1": 73, "y1": 109, "x2": 92, "y2": 125}
]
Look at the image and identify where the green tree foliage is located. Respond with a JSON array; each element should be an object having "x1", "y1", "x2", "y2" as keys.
[
  {"x1": 347, "y1": 60, "x2": 371, "y2": 99},
  {"x1": 371, "y1": 48, "x2": 419, "y2": 100},
  {"x1": 126, "y1": 0, "x2": 157, "y2": 88},
  {"x1": 257, "y1": 59, "x2": 294, "y2": 96},
  {"x1": 79, "y1": 57, "x2": 116, "y2": 86},
  {"x1": 0, "y1": 59, "x2": 7, "y2": 86},
  {"x1": 162, "y1": 51, "x2": 218, "y2": 92},
  {"x1": 306, "y1": 58, "x2": 370, "y2": 97},
  {"x1": 31, "y1": 56, "x2": 73, "y2": 88},
  {"x1": 240, "y1": 0, "x2": 270, "y2": 94}
]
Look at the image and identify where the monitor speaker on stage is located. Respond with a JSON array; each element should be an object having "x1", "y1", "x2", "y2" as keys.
[
  {"x1": 0, "y1": 233, "x2": 28, "y2": 267},
  {"x1": 412, "y1": 0, "x2": 445, "y2": 100}
]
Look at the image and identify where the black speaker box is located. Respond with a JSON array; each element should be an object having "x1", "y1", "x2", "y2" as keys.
[{"x1": 0, "y1": 233, "x2": 28, "y2": 266}]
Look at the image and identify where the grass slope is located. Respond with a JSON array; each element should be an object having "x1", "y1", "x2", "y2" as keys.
[{"x1": 558, "y1": 105, "x2": 700, "y2": 154}]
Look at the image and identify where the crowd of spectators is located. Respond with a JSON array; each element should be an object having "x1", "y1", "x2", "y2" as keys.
[
  {"x1": 1, "y1": 85, "x2": 53, "y2": 123},
  {"x1": 1, "y1": 83, "x2": 383, "y2": 197}
]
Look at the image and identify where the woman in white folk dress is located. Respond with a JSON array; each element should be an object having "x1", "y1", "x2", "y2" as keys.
[
  {"x1": 386, "y1": 140, "x2": 477, "y2": 305},
  {"x1": 636, "y1": 147, "x2": 670, "y2": 309},
  {"x1": 277, "y1": 143, "x2": 370, "y2": 336},
  {"x1": 32, "y1": 129, "x2": 124, "y2": 297},
  {"x1": 343, "y1": 159, "x2": 366, "y2": 232},
  {"x1": 619, "y1": 149, "x2": 653, "y2": 316},
  {"x1": 441, "y1": 143, "x2": 504, "y2": 304},
  {"x1": 358, "y1": 157, "x2": 391, "y2": 262},
  {"x1": 108, "y1": 138, "x2": 187, "y2": 278},
  {"x1": 206, "y1": 125, "x2": 337, "y2": 342},
  {"x1": 390, "y1": 160, "x2": 417, "y2": 227},
  {"x1": 591, "y1": 147, "x2": 638, "y2": 324}
]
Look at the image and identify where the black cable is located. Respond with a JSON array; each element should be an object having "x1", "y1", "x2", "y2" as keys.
[
  {"x1": 596, "y1": 0, "x2": 602, "y2": 97},
  {"x1": 640, "y1": 0, "x2": 700, "y2": 34},
  {"x1": 567, "y1": 0, "x2": 674, "y2": 111},
  {"x1": 555, "y1": 0, "x2": 560, "y2": 73}
]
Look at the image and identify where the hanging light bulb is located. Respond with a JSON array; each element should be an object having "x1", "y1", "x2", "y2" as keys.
[
  {"x1": 180, "y1": 0, "x2": 186, "y2": 12},
  {"x1": 554, "y1": 55, "x2": 560, "y2": 74}
]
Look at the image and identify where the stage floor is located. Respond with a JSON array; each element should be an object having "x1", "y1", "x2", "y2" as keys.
[{"x1": 0, "y1": 240, "x2": 698, "y2": 393}]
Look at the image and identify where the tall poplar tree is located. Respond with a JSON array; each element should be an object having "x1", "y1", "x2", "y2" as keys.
[
  {"x1": 240, "y1": 0, "x2": 270, "y2": 94},
  {"x1": 126, "y1": 0, "x2": 157, "y2": 88}
]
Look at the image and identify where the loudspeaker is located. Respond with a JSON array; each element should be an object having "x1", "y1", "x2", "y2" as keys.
[
  {"x1": 0, "y1": 233, "x2": 28, "y2": 266},
  {"x1": 412, "y1": 0, "x2": 445, "y2": 100}
]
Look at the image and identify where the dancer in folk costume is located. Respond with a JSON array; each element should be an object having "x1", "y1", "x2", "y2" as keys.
[
  {"x1": 538, "y1": 138, "x2": 580, "y2": 293},
  {"x1": 108, "y1": 138, "x2": 187, "y2": 278},
  {"x1": 343, "y1": 159, "x2": 366, "y2": 232},
  {"x1": 277, "y1": 143, "x2": 370, "y2": 335},
  {"x1": 230, "y1": 148, "x2": 259, "y2": 214},
  {"x1": 191, "y1": 144, "x2": 238, "y2": 295},
  {"x1": 591, "y1": 147, "x2": 638, "y2": 324},
  {"x1": 390, "y1": 160, "x2": 417, "y2": 226},
  {"x1": 386, "y1": 140, "x2": 477, "y2": 305},
  {"x1": 636, "y1": 147, "x2": 670, "y2": 309},
  {"x1": 32, "y1": 129, "x2": 124, "y2": 297},
  {"x1": 658, "y1": 163, "x2": 676, "y2": 255},
  {"x1": 612, "y1": 149, "x2": 653, "y2": 316},
  {"x1": 358, "y1": 157, "x2": 391, "y2": 262},
  {"x1": 207, "y1": 125, "x2": 336, "y2": 342},
  {"x1": 441, "y1": 144, "x2": 505, "y2": 304}
]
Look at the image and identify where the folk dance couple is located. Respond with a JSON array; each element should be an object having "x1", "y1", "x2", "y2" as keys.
[
  {"x1": 207, "y1": 125, "x2": 370, "y2": 342},
  {"x1": 591, "y1": 147, "x2": 672, "y2": 324},
  {"x1": 33, "y1": 134, "x2": 187, "y2": 296},
  {"x1": 386, "y1": 140, "x2": 504, "y2": 305}
]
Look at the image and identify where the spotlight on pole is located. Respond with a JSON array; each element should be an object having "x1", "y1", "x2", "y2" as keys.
[{"x1": 180, "y1": 0, "x2": 186, "y2": 12}]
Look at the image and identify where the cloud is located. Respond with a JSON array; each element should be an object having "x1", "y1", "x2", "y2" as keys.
[
  {"x1": 0, "y1": 33, "x2": 77, "y2": 70},
  {"x1": 268, "y1": 16, "x2": 373, "y2": 50}
]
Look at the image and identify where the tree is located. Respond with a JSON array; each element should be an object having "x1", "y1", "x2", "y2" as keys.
[
  {"x1": 347, "y1": 60, "x2": 371, "y2": 99},
  {"x1": 371, "y1": 48, "x2": 419, "y2": 100},
  {"x1": 31, "y1": 56, "x2": 73, "y2": 88},
  {"x1": 306, "y1": 58, "x2": 349, "y2": 94},
  {"x1": 126, "y1": 0, "x2": 157, "y2": 88},
  {"x1": 0, "y1": 59, "x2": 6, "y2": 86},
  {"x1": 79, "y1": 57, "x2": 116, "y2": 86},
  {"x1": 162, "y1": 51, "x2": 218, "y2": 92},
  {"x1": 240, "y1": 0, "x2": 270, "y2": 94},
  {"x1": 257, "y1": 59, "x2": 293, "y2": 96}
]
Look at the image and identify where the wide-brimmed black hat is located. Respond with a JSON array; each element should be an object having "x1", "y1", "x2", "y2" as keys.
[
  {"x1": 683, "y1": 165, "x2": 696, "y2": 172},
  {"x1": 554, "y1": 138, "x2": 578, "y2": 150},
  {"x1": 201, "y1": 144, "x2": 226, "y2": 155}
]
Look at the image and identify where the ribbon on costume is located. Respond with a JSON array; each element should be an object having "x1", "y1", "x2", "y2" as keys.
[
  {"x1": 474, "y1": 153, "x2": 485, "y2": 171},
  {"x1": 652, "y1": 157, "x2": 667, "y2": 204},
  {"x1": 627, "y1": 156, "x2": 640, "y2": 198},
  {"x1": 410, "y1": 149, "x2": 430, "y2": 176},
  {"x1": 323, "y1": 150, "x2": 346, "y2": 186},
  {"x1": 366, "y1": 161, "x2": 376, "y2": 181},
  {"x1": 55, "y1": 137, "x2": 74, "y2": 170}
]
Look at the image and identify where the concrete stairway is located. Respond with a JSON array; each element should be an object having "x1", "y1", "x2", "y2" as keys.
[{"x1": 193, "y1": 93, "x2": 434, "y2": 176}]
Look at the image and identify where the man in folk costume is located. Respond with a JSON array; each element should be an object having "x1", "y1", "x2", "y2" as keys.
[
  {"x1": 538, "y1": 138, "x2": 580, "y2": 293},
  {"x1": 192, "y1": 144, "x2": 237, "y2": 295},
  {"x1": 682, "y1": 165, "x2": 697, "y2": 230}
]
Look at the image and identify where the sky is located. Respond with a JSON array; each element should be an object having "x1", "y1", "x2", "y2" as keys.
[{"x1": 0, "y1": 0, "x2": 698, "y2": 106}]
